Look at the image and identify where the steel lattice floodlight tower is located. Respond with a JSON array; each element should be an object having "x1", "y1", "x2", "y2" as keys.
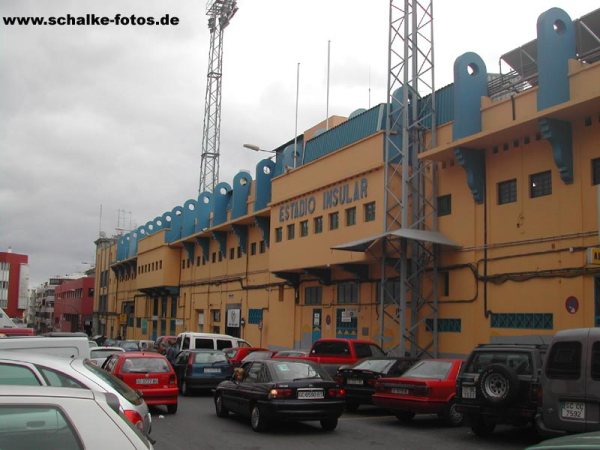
[
  {"x1": 382, "y1": 0, "x2": 438, "y2": 358},
  {"x1": 198, "y1": 0, "x2": 238, "y2": 194}
]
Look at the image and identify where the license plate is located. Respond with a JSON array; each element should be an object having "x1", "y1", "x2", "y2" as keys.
[
  {"x1": 561, "y1": 401, "x2": 585, "y2": 420},
  {"x1": 391, "y1": 387, "x2": 409, "y2": 395},
  {"x1": 297, "y1": 390, "x2": 324, "y2": 399},
  {"x1": 347, "y1": 378, "x2": 363, "y2": 385},
  {"x1": 462, "y1": 386, "x2": 476, "y2": 399},
  {"x1": 136, "y1": 378, "x2": 158, "y2": 385},
  {"x1": 204, "y1": 368, "x2": 220, "y2": 373}
]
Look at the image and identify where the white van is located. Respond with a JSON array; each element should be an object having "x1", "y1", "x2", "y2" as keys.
[
  {"x1": 0, "y1": 336, "x2": 91, "y2": 358},
  {"x1": 175, "y1": 332, "x2": 250, "y2": 353}
]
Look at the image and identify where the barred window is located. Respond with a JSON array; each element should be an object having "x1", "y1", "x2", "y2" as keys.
[
  {"x1": 250, "y1": 242, "x2": 257, "y2": 255},
  {"x1": 329, "y1": 212, "x2": 339, "y2": 230},
  {"x1": 530, "y1": 171, "x2": 552, "y2": 198},
  {"x1": 337, "y1": 281, "x2": 359, "y2": 304},
  {"x1": 259, "y1": 241, "x2": 266, "y2": 253},
  {"x1": 345, "y1": 207, "x2": 356, "y2": 226},
  {"x1": 275, "y1": 227, "x2": 283, "y2": 243},
  {"x1": 314, "y1": 216, "x2": 323, "y2": 234},
  {"x1": 305, "y1": 286, "x2": 322, "y2": 305},
  {"x1": 300, "y1": 220, "x2": 309, "y2": 237},
  {"x1": 287, "y1": 224, "x2": 295, "y2": 240},
  {"x1": 497, "y1": 179, "x2": 517, "y2": 205},
  {"x1": 364, "y1": 202, "x2": 376, "y2": 222}
]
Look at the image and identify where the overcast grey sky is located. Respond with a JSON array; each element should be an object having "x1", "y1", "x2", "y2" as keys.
[{"x1": 1, "y1": 0, "x2": 597, "y2": 287}]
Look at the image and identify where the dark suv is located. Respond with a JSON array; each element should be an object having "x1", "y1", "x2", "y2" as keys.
[{"x1": 455, "y1": 343, "x2": 547, "y2": 436}]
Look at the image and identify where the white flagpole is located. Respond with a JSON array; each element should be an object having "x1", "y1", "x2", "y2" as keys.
[
  {"x1": 326, "y1": 40, "x2": 331, "y2": 130},
  {"x1": 294, "y1": 62, "x2": 300, "y2": 168}
]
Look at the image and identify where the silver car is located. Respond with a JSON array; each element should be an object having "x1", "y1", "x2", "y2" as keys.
[
  {"x1": 89, "y1": 346, "x2": 125, "y2": 367},
  {"x1": 0, "y1": 351, "x2": 151, "y2": 436},
  {"x1": 0, "y1": 385, "x2": 152, "y2": 449}
]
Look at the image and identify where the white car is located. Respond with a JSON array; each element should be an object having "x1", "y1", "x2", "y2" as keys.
[
  {"x1": 0, "y1": 351, "x2": 152, "y2": 437},
  {"x1": 90, "y1": 346, "x2": 125, "y2": 367},
  {"x1": 0, "y1": 385, "x2": 153, "y2": 449}
]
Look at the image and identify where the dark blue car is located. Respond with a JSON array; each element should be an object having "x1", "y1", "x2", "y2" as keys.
[{"x1": 172, "y1": 349, "x2": 233, "y2": 395}]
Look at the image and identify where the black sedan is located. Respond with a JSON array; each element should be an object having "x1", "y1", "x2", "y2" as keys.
[
  {"x1": 214, "y1": 359, "x2": 346, "y2": 432},
  {"x1": 335, "y1": 357, "x2": 417, "y2": 411}
]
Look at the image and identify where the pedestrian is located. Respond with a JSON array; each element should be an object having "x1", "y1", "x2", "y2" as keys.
[{"x1": 166, "y1": 342, "x2": 178, "y2": 365}]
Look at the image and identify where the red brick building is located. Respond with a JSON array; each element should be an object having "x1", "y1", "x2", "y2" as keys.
[
  {"x1": 0, "y1": 250, "x2": 29, "y2": 318},
  {"x1": 54, "y1": 276, "x2": 94, "y2": 333}
]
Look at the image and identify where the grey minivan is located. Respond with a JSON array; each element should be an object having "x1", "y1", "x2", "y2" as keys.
[{"x1": 538, "y1": 328, "x2": 600, "y2": 434}]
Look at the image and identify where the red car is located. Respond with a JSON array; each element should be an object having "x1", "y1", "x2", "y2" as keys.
[
  {"x1": 223, "y1": 347, "x2": 269, "y2": 367},
  {"x1": 103, "y1": 351, "x2": 179, "y2": 414},
  {"x1": 372, "y1": 358, "x2": 464, "y2": 426}
]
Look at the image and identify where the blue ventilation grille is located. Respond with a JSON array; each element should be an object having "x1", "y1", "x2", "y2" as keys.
[
  {"x1": 491, "y1": 313, "x2": 553, "y2": 330},
  {"x1": 425, "y1": 318, "x2": 461, "y2": 332},
  {"x1": 248, "y1": 309, "x2": 263, "y2": 325}
]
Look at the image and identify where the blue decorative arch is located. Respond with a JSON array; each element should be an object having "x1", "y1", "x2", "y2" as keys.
[
  {"x1": 212, "y1": 182, "x2": 232, "y2": 226},
  {"x1": 195, "y1": 192, "x2": 212, "y2": 232},
  {"x1": 181, "y1": 199, "x2": 198, "y2": 238},
  {"x1": 231, "y1": 171, "x2": 252, "y2": 219},
  {"x1": 255, "y1": 159, "x2": 275, "y2": 211},
  {"x1": 165, "y1": 206, "x2": 184, "y2": 243}
]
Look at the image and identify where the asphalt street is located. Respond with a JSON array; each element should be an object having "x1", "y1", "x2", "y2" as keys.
[{"x1": 149, "y1": 392, "x2": 542, "y2": 450}]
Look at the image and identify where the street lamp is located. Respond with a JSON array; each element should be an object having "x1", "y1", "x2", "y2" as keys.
[{"x1": 243, "y1": 144, "x2": 276, "y2": 154}]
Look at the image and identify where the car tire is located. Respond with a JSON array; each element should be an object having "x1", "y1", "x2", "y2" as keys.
[
  {"x1": 470, "y1": 415, "x2": 496, "y2": 437},
  {"x1": 440, "y1": 400, "x2": 464, "y2": 427},
  {"x1": 477, "y1": 363, "x2": 519, "y2": 406},
  {"x1": 320, "y1": 418, "x2": 338, "y2": 431},
  {"x1": 215, "y1": 394, "x2": 229, "y2": 418},
  {"x1": 167, "y1": 403, "x2": 178, "y2": 414},
  {"x1": 250, "y1": 404, "x2": 269, "y2": 432},
  {"x1": 395, "y1": 411, "x2": 415, "y2": 423},
  {"x1": 345, "y1": 402, "x2": 360, "y2": 413}
]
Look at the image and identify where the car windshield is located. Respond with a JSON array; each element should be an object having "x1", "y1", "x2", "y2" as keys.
[
  {"x1": 91, "y1": 349, "x2": 122, "y2": 359},
  {"x1": 402, "y1": 360, "x2": 452, "y2": 379},
  {"x1": 121, "y1": 357, "x2": 171, "y2": 373},
  {"x1": 193, "y1": 352, "x2": 227, "y2": 364},
  {"x1": 465, "y1": 351, "x2": 532, "y2": 375},
  {"x1": 242, "y1": 351, "x2": 271, "y2": 362},
  {"x1": 120, "y1": 341, "x2": 139, "y2": 350},
  {"x1": 353, "y1": 359, "x2": 396, "y2": 373},
  {"x1": 271, "y1": 362, "x2": 330, "y2": 381},
  {"x1": 82, "y1": 360, "x2": 142, "y2": 405}
]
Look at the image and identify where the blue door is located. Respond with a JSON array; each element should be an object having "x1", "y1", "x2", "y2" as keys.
[{"x1": 336, "y1": 308, "x2": 357, "y2": 339}]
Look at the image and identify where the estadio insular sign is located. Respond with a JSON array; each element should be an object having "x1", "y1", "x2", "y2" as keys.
[{"x1": 278, "y1": 178, "x2": 368, "y2": 223}]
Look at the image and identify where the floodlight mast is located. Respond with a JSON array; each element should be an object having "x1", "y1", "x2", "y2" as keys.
[{"x1": 198, "y1": 0, "x2": 238, "y2": 194}]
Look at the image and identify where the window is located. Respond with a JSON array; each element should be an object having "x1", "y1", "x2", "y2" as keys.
[
  {"x1": 211, "y1": 252, "x2": 216, "y2": 263},
  {"x1": 300, "y1": 220, "x2": 308, "y2": 237},
  {"x1": 305, "y1": 286, "x2": 322, "y2": 305},
  {"x1": 314, "y1": 216, "x2": 323, "y2": 234},
  {"x1": 329, "y1": 212, "x2": 339, "y2": 230},
  {"x1": 37, "y1": 367, "x2": 84, "y2": 388},
  {"x1": 251, "y1": 242, "x2": 257, "y2": 255},
  {"x1": 275, "y1": 227, "x2": 283, "y2": 243},
  {"x1": 593, "y1": 158, "x2": 600, "y2": 185},
  {"x1": 194, "y1": 338, "x2": 214, "y2": 349},
  {"x1": 437, "y1": 194, "x2": 451, "y2": 216},
  {"x1": 364, "y1": 202, "x2": 376, "y2": 222},
  {"x1": 181, "y1": 260, "x2": 185, "y2": 269},
  {"x1": 287, "y1": 224, "x2": 295, "y2": 240},
  {"x1": 237, "y1": 246, "x2": 242, "y2": 258},
  {"x1": 0, "y1": 363, "x2": 41, "y2": 385},
  {"x1": 591, "y1": 342, "x2": 600, "y2": 380},
  {"x1": 378, "y1": 279, "x2": 400, "y2": 304},
  {"x1": 530, "y1": 170, "x2": 552, "y2": 198},
  {"x1": 497, "y1": 179, "x2": 517, "y2": 205},
  {"x1": 229, "y1": 248, "x2": 235, "y2": 259},
  {"x1": 211, "y1": 309, "x2": 221, "y2": 322},
  {"x1": 170, "y1": 297, "x2": 177, "y2": 317},
  {"x1": 216, "y1": 339, "x2": 231, "y2": 350},
  {"x1": 345, "y1": 207, "x2": 356, "y2": 226},
  {"x1": 218, "y1": 251, "x2": 223, "y2": 262},
  {"x1": 259, "y1": 241, "x2": 266, "y2": 253},
  {"x1": 546, "y1": 341, "x2": 581, "y2": 380},
  {"x1": 196, "y1": 256, "x2": 201, "y2": 266},
  {"x1": 337, "y1": 281, "x2": 359, "y2": 304}
]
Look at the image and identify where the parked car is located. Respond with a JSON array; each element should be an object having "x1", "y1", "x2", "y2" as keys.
[
  {"x1": 89, "y1": 346, "x2": 125, "y2": 366},
  {"x1": 173, "y1": 349, "x2": 233, "y2": 395},
  {"x1": 88, "y1": 340, "x2": 99, "y2": 348},
  {"x1": 372, "y1": 358, "x2": 464, "y2": 426},
  {"x1": 455, "y1": 343, "x2": 547, "y2": 436},
  {"x1": 0, "y1": 351, "x2": 152, "y2": 436},
  {"x1": 294, "y1": 338, "x2": 386, "y2": 376},
  {"x1": 174, "y1": 332, "x2": 251, "y2": 353},
  {"x1": 119, "y1": 340, "x2": 142, "y2": 352},
  {"x1": 138, "y1": 340, "x2": 155, "y2": 352},
  {"x1": 526, "y1": 430, "x2": 600, "y2": 449},
  {"x1": 0, "y1": 336, "x2": 91, "y2": 358},
  {"x1": 537, "y1": 328, "x2": 600, "y2": 435},
  {"x1": 0, "y1": 385, "x2": 153, "y2": 450},
  {"x1": 214, "y1": 359, "x2": 345, "y2": 432},
  {"x1": 335, "y1": 356, "x2": 417, "y2": 411},
  {"x1": 104, "y1": 351, "x2": 178, "y2": 414},
  {"x1": 240, "y1": 350, "x2": 277, "y2": 364},
  {"x1": 154, "y1": 336, "x2": 177, "y2": 355},
  {"x1": 0, "y1": 327, "x2": 35, "y2": 336},
  {"x1": 223, "y1": 347, "x2": 268, "y2": 367},
  {"x1": 273, "y1": 350, "x2": 309, "y2": 358}
]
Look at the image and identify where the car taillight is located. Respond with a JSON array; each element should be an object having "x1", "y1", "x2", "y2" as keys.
[
  {"x1": 123, "y1": 409, "x2": 144, "y2": 432},
  {"x1": 169, "y1": 374, "x2": 177, "y2": 386},
  {"x1": 268, "y1": 388, "x2": 293, "y2": 399},
  {"x1": 328, "y1": 388, "x2": 345, "y2": 398}
]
